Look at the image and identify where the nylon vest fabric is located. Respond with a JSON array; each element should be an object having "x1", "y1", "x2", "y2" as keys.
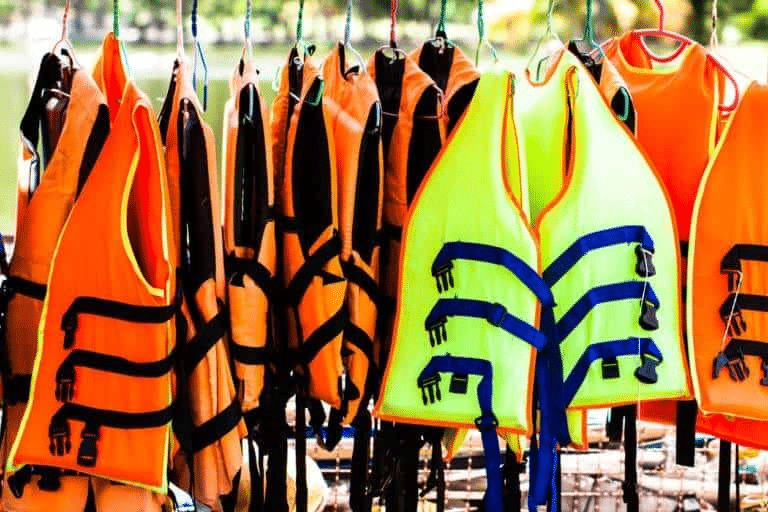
[
  {"x1": 222, "y1": 58, "x2": 276, "y2": 415},
  {"x1": 1, "y1": 61, "x2": 110, "y2": 512},
  {"x1": 276, "y1": 51, "x2": 347, "y2": 407},
  {"x1": 687, "y1": 82, "x2": 768, "y2": 420},
  {"x1": 8, "y1": 65, "x2": 175, "y2": 492},
  {"x1": 322, "y1": 44, "x2": 384, "y2": 424},
  {"x1": 411, "y1": 43, "x2": 480, "y2": 134},
  {"x1": 159, "y1": 59, "x2": 244, "y2": 510}
]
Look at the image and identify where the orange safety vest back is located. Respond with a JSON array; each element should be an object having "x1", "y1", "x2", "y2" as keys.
[
  {"x1": 275, "y1": 51, "x2": 347, "y2": 407},
  {"x1": 367, "y1": 49, "x2": 444, "y2": 362},
  {"x1": 222, "y1": 57, "x2": 277, "y2": 416},
  {"x1": 158, "y1": 58, "x2": 244, "y2": 509},
  {"x1": 322, "y1": 43, "x2": 384, "y2": 426}
]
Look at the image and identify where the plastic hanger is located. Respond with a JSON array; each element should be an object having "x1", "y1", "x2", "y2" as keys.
[
  {"x1": 629, "y1": 0, "x2": 739, "y2": 111},
  {"x1": 51, "y1": 0, "x2": 79, "y2": 69},
  {"x1": 426, "y1": 0, "x2": 456, "y2": 53},
  {"x1": 341, "y1": 0, "x2": 367, "y2": 74},
  {"x1": 474, "y1": 0, "x2": 499, "y2": 66},
  {"x1": 526, "y1": 0, "x2": 562, "y2": 78},
  {"x1": 570, "y1": 0, "x2": 605, "y2": 59},
  {"x1": 112, "y1": 0, "x2": 132, "y2": 77},
  {"x1": 191, "y1": 0, "x2": 209, "y2": 110}
]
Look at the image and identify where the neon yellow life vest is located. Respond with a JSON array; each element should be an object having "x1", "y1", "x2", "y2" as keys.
[
  {"x1": 374, "y1": 68, "x2": 549, "y2": 512},
  {"x1": 518, "y1": 51, "x2": 689, "y2": 509}
]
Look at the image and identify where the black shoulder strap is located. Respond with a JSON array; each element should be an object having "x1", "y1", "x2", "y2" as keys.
[{"x1": 718, "y1": 439, "x2": 732, "y2": 512}]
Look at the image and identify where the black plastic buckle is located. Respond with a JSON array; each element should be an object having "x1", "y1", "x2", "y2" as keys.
[
  {"x1": 601, "y1": 357, "x2": 620, "y2": 379},
  {"x1": 634, "y1": 352, "x2": 661, "y2": 384},
  {"x1": 433, "y1": 261, "x2": 454, "y2": 293},
  {"x1": 426, "y1": 317, "x2": 447, "y2": 347},
  {"x1": 488, "y1": 303, "x2": 508, "y2": 328},
  {"x1": 419, "y1": 374, "x2": 442, "y2": 405},
  {"x1": 55, "y1": 362, "x2": 75, "y2": 403},
  {"x1": 36, "y1": 468, "x2": 62, "y2": 492},
  {"x1": 713, "y1": 349, "x2": 749, "y2": 381},
  {"x1": 77, "y1": 423, "x2": 100, "y2": 467},
  {"x1": 761, "y1": 357, "x2": 768, "y2": 386},
  {"x1": 635, "y1": 245, "x2": 656, "y2": 278},
  {"x1": 61, "y1": 310, "x2": 77, "y2": 349},
  {"x1": 7, "y1": 465, "x2": 32, "y2": 498},
  {"x1": 474, "y1": 413, "x2": 499, "y2": 431},
  {"x1": 48, "y1": 417, "x2": 71, "y2": 456},
  {"x1": 726, "y1": 308, "x2": 747, "y2": 337},
  {"x1": 639, "y1": 300, "x2": 659, "y2": 331},
  {"x1": 449, "y1": 373, "x2": 469, "y2": 394}
]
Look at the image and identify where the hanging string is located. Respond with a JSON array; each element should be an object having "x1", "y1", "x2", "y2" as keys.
[
  {"x1": 176, "y1": 0, "x2": 183, "y2": 55},
  {"x1": 389, "y1": 0, "x2": 398, "y2": 47},
  {"x1": 296, "y1": 0, "x2": 305, "y2": 42},
  {"x1": 435, "y1": 0, "x2": 447, "y2": 38},
  {"x1": 344, "y1": 0, "x2": 353, "y2": 46},
  {"x1": 477, "y1": 0, "x2": 485, "y2": 43},
  {"x1": 191, "y1": 0, "x2": 208, "y2": 110},
  {"x1": 710, "y1": 0, "x2": 719, "y2": 49},
  {"x1": 584, "y1": 0, "x2": 594, "y2": 43},
  {"x1": 113, "y1": 0, "x2": 119, "y2": 37},
  {"x1": 61, "y1": 0, "x2": 71, "y2": 42},
  {"x1": 244, "y1": 0, "x2": 252, "y2": 43}
]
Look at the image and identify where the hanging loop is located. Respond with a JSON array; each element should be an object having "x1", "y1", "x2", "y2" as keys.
[
  {"x1": 710, "y1": 0, "x2": 719, "y2": 49},
  {"x1": 296, "y1": 0, "x2": 305, "y2": 43},
  {"x1": 191, "y1": 0, "x2": 209, "y2": 110},
  {"x1": 175, "y1": 0, "x2": 183, "y2": 57},
  {"x1": 435, "y1": 0, "x2": 448, "y2": 38},
  {"x1": 475, "y1": 0, "x2": 499, "y2": 65},
  {"x1": 113, "y1": 0, "x2": 119, "y2": 37},
  {"x1": 243, "y1": 0, "x2": 254, "y2": 62},
  {"x1": 344, "y1": 0, "x2": 353, "y2": 47},
  {"x1": 389, "y1": 0, "x2": 399, "y2": 48},
  {"x1": 52, "y1": 0, "x2": 80, "y2": 67}
]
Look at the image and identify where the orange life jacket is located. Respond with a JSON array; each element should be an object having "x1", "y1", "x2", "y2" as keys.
[
  {"x1": 158, "y1": 58, "x2": 243, "y2": 510},
  {"x1": 321, "y1": 43, "x2": 384, "y2": 425},
  {"x1": 410, "y1": 42, "x2": 479, "y2": 134},
  {"x1": 222, "y1": 58, "x2": 277, "y2": 416},
  {"x1": 367, "y1": 49, "x2": 444, "y2": 363},
  {"x1": 1, "y1": 54, "x2": 111, "y2": 512},
  {"x1": 7, "y1": 55, "x2": 176, "y2": 494},
  {"x1": 274, "y1": 50, "x2": 347, "y2": 408}
]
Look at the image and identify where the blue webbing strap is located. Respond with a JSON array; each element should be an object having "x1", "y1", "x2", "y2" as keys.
[
  {"x1": 543, "y1": 226, "x2": 654, "y2": 286},
  {"x1": 424, "y1": 298, "x2": 548, "y2": 350},
  {"x1": 418, "y1": 355, "x2": 502, "y2": 512},
  {"x1": 555, "y1": 282, "x2": 659, "y2": 343},
  {"x1": 562, "y1": 337, "x2": 662, "y2": 406},
  {"x1": 431, "y1": 242, "x2": 555, "y2": 307},
  {"x1": 528, "y1": 307, "x2": 569, "y2": 512}
]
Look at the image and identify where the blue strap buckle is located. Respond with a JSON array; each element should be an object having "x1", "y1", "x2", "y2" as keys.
[{"x1": 474, "y1": 412, "x2": 499, "y2": 431}]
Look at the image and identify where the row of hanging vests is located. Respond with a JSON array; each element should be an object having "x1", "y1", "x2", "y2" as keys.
[{"x1": 3, "y1": 0, "x2": 768, "y2": 508}]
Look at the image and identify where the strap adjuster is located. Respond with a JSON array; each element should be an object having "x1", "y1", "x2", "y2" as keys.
[
  {"x1": 488, "y1": 303, "x2": 508, "y2": 327},
  {"x1": 77, "y1": 423, "x2": 100, "y2": 467},
  {"x1": 634, "y1": 352, "x2": 661, "y2": 384},
  {"x1": 474, "y1": 413, "x2": 498, "y2": 431},
  {"x1": 634, "y1": 245, "x2": 656, "y2": 278},
  {"x1": 48, "y1": 417, "x2": 71, "y2": 456}
]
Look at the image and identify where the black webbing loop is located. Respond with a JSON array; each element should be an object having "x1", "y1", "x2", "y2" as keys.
[
  {"x1": 345, "y1": 323, "x2": 375, "y2": 363},
  {"x1": 61, "y1": 282, "x2": 181, "y2": 349},
  {"x1": 295, "y1": 393, "x2": 308, "y2": 512},
  {"x1": 2, "y1": 276, "x2": 47, "y2": 302},
  {"x1": 622, "y1": 405, "x2": 639, "y2": 512},
  {"x1": 230, "y1": 344, "x2": 272, "y2": 365},
  {"x1": 722, "y1": 244, "x2": 768, "y2": 273},
  {"x1": 680, "y1": 240, "x2": 689, "y2": 259},
  {"x1": 182, "y1": 311, "x2": 227, "y2": 373},
  {"x1": 718, "y1": 440, "x2": 731, "y2": 512},
  {"x1": 341, "y1": 260, "x2": 383, "y2": 306},
  {"x1": 4, "y1": 374, "x2": 31, "y2": 405},
  {"x1": 298, "y1": 307, "x2": 348, "y2": 366},
  {"x1": 186, "y1": 400, "x2": 242, "y2": 453},
  {"x1": 676, "y1": 400, "x2": 697, "y2": 467},
  {"x1": 283, "y1": 235, "x2": 342, "y2": 307},
  {"x1": 226, "y1": 254, "x2": 276, "y2": 297},
  {"x1": 350, "y1": 408, "x2": 373, "y2": 512}
]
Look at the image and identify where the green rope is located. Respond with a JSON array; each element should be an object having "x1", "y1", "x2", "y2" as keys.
[
  {"x1": 113, "y1": 0, "x2": 119, "y2": 37},
  {"x1": 296, "y1": 0, "x2": 304, "y2": 42},
  {"x1": 436, "y1": 0, "x2": 447, "y2": 37},
  {"x1": 584, "y1": 0, "x2": 594, "y2": 44},
  {"x1": 477, "y1": 0, "x2": 485, "y2": 43},
  {"x1": 344, "y1": 0, "x2": 352, "y2": 46},
  {"x1": 244, "y1": 0, "x2": 252, "y2": 41}
]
